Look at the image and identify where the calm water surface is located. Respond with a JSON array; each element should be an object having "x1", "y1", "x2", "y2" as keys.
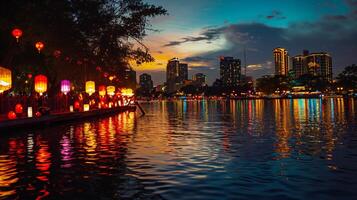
[{"x1": 0, "y1": 99, "x2": 356, "y2": 199}]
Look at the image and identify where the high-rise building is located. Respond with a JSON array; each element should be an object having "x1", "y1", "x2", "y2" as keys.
[
  {"x1": 292, "y1": 50, "x2": 333, "y2": 81},
  {"x1": 124, "y1": 68, "x2": 137, "y2": 89},
  {"x1": 193, "y1": 73, "x2": 206, "y2": 86},
  {"x1": 273, "y1": 47, "x2": 289, "y2": 76},
  {"x1": 220, "y1": 56, "x2": 241, "y2": 87},
  {"x1": 166, "y1": 58, "x2": 189, "y2": 93},
  {"x1": 139, "y1": 73, "x2": 153, "y2": 92},
  {"x1": 179, "y1": 63, "x2": 188, "y2": 82}
]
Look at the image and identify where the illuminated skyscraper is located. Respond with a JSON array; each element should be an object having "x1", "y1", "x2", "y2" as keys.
[
  {"x1": 292, "y1": 50, "x2": 333, "y2": 81},
  {"x1": 220, "y1": 56, "x2": 241, "y2": 87},
  {"x1": 273, "y1": 47, "x2": 289, "y2": 76},
  {"x1": 166, "y1": 58, "x2": 189, "y2": 93}
]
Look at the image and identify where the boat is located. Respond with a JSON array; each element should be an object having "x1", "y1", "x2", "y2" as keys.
[{"x1": 0, "y1": 105, "x2": 136, "y2": 131}]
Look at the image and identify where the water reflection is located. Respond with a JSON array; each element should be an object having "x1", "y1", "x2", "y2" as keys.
[{"x1": 0, "y1": 98, "x2": 355, "y2": 199}]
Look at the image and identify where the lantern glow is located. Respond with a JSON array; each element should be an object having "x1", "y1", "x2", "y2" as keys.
[
  {"x1": 83, "y1": 104, "x2": 90, "y2": 111},
  {"x1": 121, "y1": 88, "x2": 134, "y2": 97},
  {"x1": 35, "y1": 41, "x2": 44, "y2": 53},
  {"x1": 107, "y1": 86, "x2": 115, "y2": 96},
  {"x1": 12, "y1": 28, "x2": 23, "y2": 42},
  {"x1": 15, "y1": 104, "x2": 23, "y2": 114},
  {"x1": 85, "y1": 81, "x2": 95, "y2": 96},
  {"x1": 98, "y1": 85, "x2": 106, "y2": 96},
  {"x1": 34, "y1": 75, "x2": 48, "y2": 95},
  {"x1": 61, "y1": 80, "x2": 71, "y2": 94},
  {"x1": 27, "y1": 107, "x2": 33, "y2": 117},
  {"x1": 7, "y1": 111, "x2": 17, "y2": 120},
  {"x1": 0, "y1": 66, "x2": 12, "y2": 94}
]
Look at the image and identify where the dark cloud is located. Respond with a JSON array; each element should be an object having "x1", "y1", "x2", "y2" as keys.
[
  {"x1": 167, "y1": 9, "x2": 357, "y2": 83},
  {"x1": 265, "y1": 10, "x2": 286, "y2": 20},
  {"x1": 182, "y1": 56, "x2": 216, "y2": 62},
  {"x1": 163, "y1": 26, "x2": 222, "y2": 47}
]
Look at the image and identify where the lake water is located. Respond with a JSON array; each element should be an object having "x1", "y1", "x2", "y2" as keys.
[{"x1": 0, "y1": 98, "x2": 356, "y2": 199}]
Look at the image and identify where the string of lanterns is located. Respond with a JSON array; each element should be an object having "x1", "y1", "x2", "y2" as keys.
[{"x1": 2, "y1": 27, "x2": 135, "y2": 120}]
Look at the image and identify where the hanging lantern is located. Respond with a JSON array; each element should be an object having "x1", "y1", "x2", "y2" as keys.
[
  {"x1": 107, "y1": 86, "x2": 115, "y2": 96},
  {"x1": 121, "y1": 88, "x2": 134, "y2": 97},
  {"x1": 34, "y1": 74, "x2": 47, "y2": 95},
  {"x1": 27, "y1": 73, "x2": 32, "y2": 79},
  {"x1": 12, "y1": 28, "x2": 23, "y2": 42},
  {"x1": 35, "y1": 41, "x2": 44, "y2": 53},
  {"x1": 7, "y1": 111, "x2": 17, "y2": 120},
  {"x1": 53, "y1": 50, "x2": 61, "y2": 58},
  {"x1": 61, "y1": 80, "x2": 71, "y2": 94},
  {"x1": 83, "y1": 104, "x2": 90, "y2": 111},
  {"x1": 74, "y1": 101, "x2": 80, "y2": 110},
  {"x1": 27, "y1": 107, "x2": 33, "y2": 117},
  {"x1": 85, "y1": 81, "x2": 95, "y2": 96},
  {"x1": 0, "y1": 66, "x2": 12, "y2": 94},
  {"x1": 98, "y1": 85, "x2": 106, "y2": 96},
  {"x1": 15, "y1": 104, "x2": 23, "y2": 114}
]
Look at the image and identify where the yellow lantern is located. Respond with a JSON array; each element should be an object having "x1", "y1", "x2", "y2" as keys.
[
  {"x1": 106, "y1": 86, "x2": 115, "y2": 96},
  {"x1": 83, "y1": 104, "x2": 90, "y2": 111},
  {"x1": 0, "y1": 66, "x2": 12, "y2": 93},
  {"x1": 121, "y1": 88, "x2": 134, "y2": 97},
  {"x1": 85, "y1": 81, "x2": 95, "y2": 95},
  {"x1": 34, "y1": 74, "x2": 48, "y2": 95},
  {"x1": 98, "y1": 85, "x2": 106, "y2": 96}
]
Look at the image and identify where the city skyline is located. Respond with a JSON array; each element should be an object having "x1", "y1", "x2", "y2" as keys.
[{"x1": 136, "y1": 0, "x2": 357, "y2": 85}]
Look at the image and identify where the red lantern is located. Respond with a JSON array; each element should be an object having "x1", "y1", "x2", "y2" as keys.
[
  {"x1": 35, "y1": 111, "x2": 42, "y2": 117},
  {"x1": 15, "y1": 104, "x2": 23, "y2": 114},
  {"x1": 12, "y1": 28, "x2": 23, "y2": 42},
  {"x1": 74, "y1": 101, "x2": 80, "y2": 110},
  {"x1": 35, "y1": 41, "x2": 44, "y2": 53},
  {"x1": 34, "y1": 74, "x2": 47, "y2": 95},
  {"x1": 7, "y1": 111, "x2": 17, "y2": 120},
  {"x1": 53, "y1": 50, "x2": 61, "y2": 58},
  {"x1": 27, "y1": 73, "x2": 32, "y2": 79}
]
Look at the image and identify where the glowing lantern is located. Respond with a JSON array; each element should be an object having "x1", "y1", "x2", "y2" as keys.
[
  {"x1": 15, "y1": 104, "x2": 23, "y2": 114},
  {"x1": 7, "y1": 111, "x2": 17, "y2": 120},
  {"x1": 53, "y1": 50, "x2": 61, "y2": 58},
  {"x1": 61, "y1": 80, "x2": 71, "y2": 94},
  {"x1": 28, "y1": 73, "x2": 32, "y2": 79},
  {"x1": 121, "y1": 88, "x2": 134, "y2": 97},
  {"x1": 107, "y1": 86, "x2": 115, "y2": 96},
  {"x1": 34, "y1": 74, "x2": 47, "y2": 95},
  {"x1": 12, "y1": 28, "x2": 23, "y2": 42},
  {"x1": 35, "y1": 41, "x2": 44, "y2": 53},
  {"x1": 69, "y1": 105, "x2": 74, "y2": 112},
  {"x1": 109, "y1": 76, "x2": 114, "y2": 81},
  {"x1": 98, "y1": 85, "x2": 106, "y2": 96},
  {"x1": 85, "y1": 81, "x2": 95, "y2": 96},
  {"x1": 27, "y1": 107, "x2": 33, "y2": 117},
  {"x1": 35, "y1": 111, "x2": 42, "y2": 117},
  {"x1": 83, "y1": 104, "x2": 90, "y2": 111},
  {"x1": 0, "y1": 66, "x2": 12, "y2": 94},
  {"x1": 74, "y1": 101, "x2": 80, "y2": 110}
]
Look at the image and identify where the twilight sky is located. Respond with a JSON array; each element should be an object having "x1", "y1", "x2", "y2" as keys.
[{"x1": 135, "y1": 0, "x2": 357, "y2": 85}]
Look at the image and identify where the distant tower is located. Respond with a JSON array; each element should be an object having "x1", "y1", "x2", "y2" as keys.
[
  {"x1": 220, "y1": 56, "x2": 241, "y2": 87},
  {"x1": 273, "y1": 47, "x2": 289, "y2": 76},
  {"x1": 292, "y1": 50, "x2": 333, "y2": 82},
  {"x1": 139, "y1": 73, "x2": 153, "y2": 92},
  {"x1": 166, "y1": 58, "x2": 189, "y2": 93}
]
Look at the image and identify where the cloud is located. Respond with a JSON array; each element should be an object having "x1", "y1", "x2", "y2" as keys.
[
  {"x1": 163, "y1": 7, "x2": 357, "y2": 80},
  {"x1": 265, "y1": 10, "x2": 286, "y2": 20}
]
